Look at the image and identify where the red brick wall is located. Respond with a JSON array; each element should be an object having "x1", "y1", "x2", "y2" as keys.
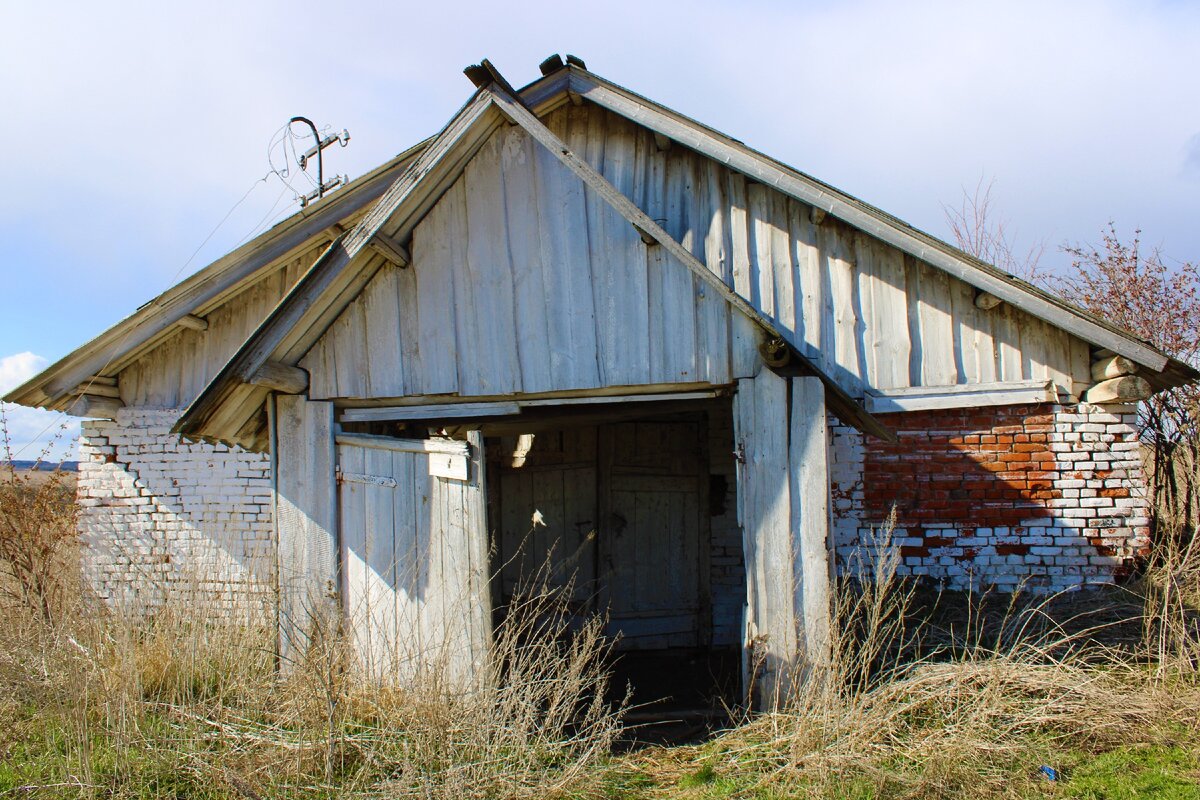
[{"x1": 829, "y1": 402, "x2": 1150, "y2": 591}]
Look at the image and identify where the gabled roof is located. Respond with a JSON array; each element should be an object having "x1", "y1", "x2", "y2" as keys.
[
  {"x1": 11, "y1": 59, "x2": 1196, "y2": 443},
  {"x1": 175, "y1": 68, "x2": 893, "y2": 449},
  {"x1": 2, "y1": 129, "x2": 432, "y2": 412}
]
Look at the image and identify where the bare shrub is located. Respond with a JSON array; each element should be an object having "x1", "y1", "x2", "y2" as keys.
[
  {"x1": 0, "y1": 408, "x2": 79, "y2": 625},
  {"x1": 943, "y1": 178, "x2": 1045, "y2": 281}
]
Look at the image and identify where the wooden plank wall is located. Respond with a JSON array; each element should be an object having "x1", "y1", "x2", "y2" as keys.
[
  {"x1": 303, "y1": 105, "x2": 1089, "y2": 402},
  {"x1": 301, "y1": 121, "x2": 755, "y2": 399},
  {"x1": 120, "y1": 243, "x2": 328, "y2": 408}
]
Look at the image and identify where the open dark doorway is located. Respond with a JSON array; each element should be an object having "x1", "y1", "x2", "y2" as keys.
[{"x1": 484, "y1": 399, "x2": 745, "y2": 740}]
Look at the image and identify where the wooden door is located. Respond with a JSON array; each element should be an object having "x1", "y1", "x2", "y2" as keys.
[
  {"x1": 336, "y1": 431, "x2": 489, "y2": 684},
  {"x1": 599, "y1": 420, "x2": 709, "y2": 650},
  {"x1": 494, "y1": 428, "x2": 599, "y2": 611}
]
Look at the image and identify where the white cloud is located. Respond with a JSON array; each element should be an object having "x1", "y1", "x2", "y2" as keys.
[{"x1": 1, "y1": 352, "x2": 79, "y2": 463}]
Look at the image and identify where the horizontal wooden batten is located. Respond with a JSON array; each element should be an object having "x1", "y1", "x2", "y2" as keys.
[
  {"x1": 335, "y1": 431, "x2": 469, "y2": 479},
  {"x1": 864, "y1": 380, "x2": 1060, "y2": 413},
  {"x1": 343, "y1": 401, "x2": 521, "y2": 423},
  {"x1": 334, "y1": 431, "x2": 469, "y2": 457},
  {"x1": 338, "y1": 390, "x2": 720, "y2": 423}
]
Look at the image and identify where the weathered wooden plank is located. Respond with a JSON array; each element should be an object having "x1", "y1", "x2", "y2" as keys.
[
  {"x1": 411, "y1": 183, "x2": 461, "y2": 395},
  {"x1": 334, "y1": 431, "x2": 469, "y2": 456},
  {"x1": 825, "y1": 223, "x2": 862, "y2": 390},
  {"x1": 657, "y1": 151, "x2": 698, "y2": 382},
  {"x1": 915, "y1": 261, "x2": 957, "y2": 385},
  {"x1": 500, "y1": 127, "x2": 554, "y2": 394},
  {"x1": 698, "y1": 158, "x2": 732, "y2": 385},
  {"x1": 535, "y1": 109, "x2": 601, "y2": 389},
  {"x1": 341, "y1": 401, "x2": 521, "y2": 423},
  {"x1": 593, "y1": 111, "x2": 652, "y2": 386},
  {"x1": 363, "y1": 266, "x2": 405, "y2": 397},
  {"x1": 462, "y1": 135, "x2": 521, "y2": 395},
  {"x1": 789, "y1": 375, "x2": 831, "y2": 668},
  {"x1": 338, "y1": 444, "x2": 371, "y2": 671},
  {"x1": 727, "y1": 173, "x2": 761, "y2": 378},
  {"x1": 274, "y1": 396, "x2": 337, "y2": 666},
  {"x1": 865, "y1": 379, "x2": 1058, "y2": 413}
]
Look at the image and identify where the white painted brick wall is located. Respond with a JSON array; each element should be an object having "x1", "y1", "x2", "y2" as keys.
[{"x1": 77, "y1": 408, "x2": 274, "y2": 613}]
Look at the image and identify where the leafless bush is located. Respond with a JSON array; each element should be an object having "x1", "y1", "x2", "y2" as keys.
[{"x1": 0, "y1": 407, "x2": 80, "y2": 625}]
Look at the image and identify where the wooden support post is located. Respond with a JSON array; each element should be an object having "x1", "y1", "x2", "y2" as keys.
[
  {"x1": 1091, "y1": 355, "x2": 1139, "y2": 382},
  {"x1": 250, "y1": 361, "x2": 309, "y2": 394},
  {"x1": 177, "y1": 314, "x2": 209, "y2": 331},
  {"x1": 366, "y1": 232, "x2": 410, "y2": 267},
  {"x1": 1084, "y1": 376, "x2": 1152, "y2": 404},
  {"x1": 273, "y1": 396, "x2": 338, "y2": 667}
]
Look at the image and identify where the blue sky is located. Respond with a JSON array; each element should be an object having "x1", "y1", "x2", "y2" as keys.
[{"x1": 3, "y1": 0, "x2": 1200, "y2": 458}]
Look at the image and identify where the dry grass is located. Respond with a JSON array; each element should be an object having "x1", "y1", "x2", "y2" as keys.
[
  {"x1": 612, "y1": 521, "x2": 1200, "y2": 799},
  {"x1": 0, "y1": 489, "x2": 625, "y2": 799},
  {"x1": 2, "y1": 446, "x2": 1199, "y2": 797}
]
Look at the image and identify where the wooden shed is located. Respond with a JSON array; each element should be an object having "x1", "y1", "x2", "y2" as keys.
[{"x1": 7, "y1": 57, "x2": 1196, "y2": 710}]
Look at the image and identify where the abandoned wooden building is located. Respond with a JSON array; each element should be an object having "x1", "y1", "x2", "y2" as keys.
[{"x1": 7, "y1": 56, "x2": 1197, "y2": 707}]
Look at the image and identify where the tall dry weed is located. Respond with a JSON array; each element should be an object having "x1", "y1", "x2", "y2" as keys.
[
  {"x1": 714, "y1": 515, "x2": 1199, "y2": 798},
  {"x1": 0, "y1": 529, "x2": 623, "y2": 798}
]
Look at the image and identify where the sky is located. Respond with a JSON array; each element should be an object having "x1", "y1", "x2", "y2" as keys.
[{"x1": 2, "y1": 0, "x2": 1199, "y2": 458}]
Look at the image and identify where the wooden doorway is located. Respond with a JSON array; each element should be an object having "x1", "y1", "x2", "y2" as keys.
[{"x1": 486, "y1": 404, "x2": 740, "y2": 723}]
